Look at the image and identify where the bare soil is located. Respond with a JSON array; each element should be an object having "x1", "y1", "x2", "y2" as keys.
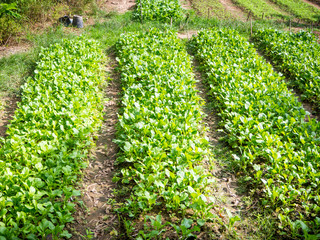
[
  {"x1": 99, "y1": 0, "x2": 135, "y2": 13},
  {"x1": 180, "y1": 0, "x2": 193, "y2": 10},
  {"x1": 177, "y1": 30, "x2": 198, "y2": 39},
  {"x1": 68, "y1": 54, "x2": 121, "y2": 239},
  {"x1": 219, "y1": 0, "x2": 246, "y2": 20},
  {"x1": 0, "y1": 96, "x2": 19, "y2": 138},
  {"x1": 301, "y1": 0, "x2": 320, "y2": 10},
  {"x1": 0, "y1": 44, "x2": 31, "y2": 59}
]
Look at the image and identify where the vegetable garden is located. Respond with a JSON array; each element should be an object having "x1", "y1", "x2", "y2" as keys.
[{"x1": 1, "y1": 0, "x2": 320, "y2": 239}]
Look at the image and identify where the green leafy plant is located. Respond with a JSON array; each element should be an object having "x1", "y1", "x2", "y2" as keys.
[
  {"x1": 0, "y1": 36, "x2": 105, "y2": 238},
  {"x1": 133, "y1": 0, "x2": 184, "y2": 22},
  {"x1": 253, "y1": 29, "x2": 320, "y2": 110},
  {"x1": 190, "y1": 28, "x2": 320, "y2": 238},
  {"x1": 0, "y1": 3, "x2": 21, "y2": 18},
  {"x1": 232, "y1": 0, "x2": 288, "y2": 19},
  {"x1": 270, "y1": 0, "x2": 320, "y2": 22},
  {"x1": 114, "y1": 28, "x2": 216, "y2": 238}
]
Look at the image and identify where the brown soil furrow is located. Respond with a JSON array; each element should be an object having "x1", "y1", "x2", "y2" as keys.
[
  {"x1": 69, "y1": 53, "x2": 121, "y2": 239},
  {"x1": 0, "y1": 96, "x2": 19, "y2": 138},
  {"x1": 301, "y1": 0, "x2": 320, "y2": 10},
  {"x1": 101, "y1": 0, "x2": 136, "y2": 13},
  {"x1": 219, "y1": 0, "x2": 246, "y2": 20},
  {"x1": 192, "y1": 59, "x2": 244, "y2": 219},
  {"x1": 308, "y1": 0, "x2": 320, "y2": 7},
  {"x1": 180, "y1": 0, "x2": 193, "y2": 10}
]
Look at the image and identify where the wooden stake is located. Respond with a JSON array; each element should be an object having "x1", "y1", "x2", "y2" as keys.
[
  {"x1": 170, "y1": 17, "x2": 172, "y2": 26},
  {"x1": 247, "y1": 11, "x2": 251, "y2": 21},
  {"x1": 262, "y1": 13, "x2": 264, "y2": 20},
  {"x1": 208, "y1": 8, "x2": 210, "y2": 19},
  {"x1": 289, "y1": 19, "x2": 291, "y2": 32},
  {"x1": 250, "y1": 18, "x2": 253, "y2": 37},
  {"x1": 140, "y1": 1, "x2": 143, "y2": 23}
]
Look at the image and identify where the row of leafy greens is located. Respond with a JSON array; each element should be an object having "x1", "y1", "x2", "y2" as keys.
[
  {"x1": 231, "y1": 0, "x2": 287, "y2": 20},
  {"x1": 114, "y1": 29, "x2": 218, "y2": 238},
  {"x1": 133, "y1": 0, "x2": 184, "y2": 22},
  {"x1": 0, "y1": 37, "x2": 105, "y2": 239},
  {"x1": 253, "y1": 29, "x2": 320, "y2": 110},
  {"x1": 189, "y1": 29, "x2": 320, "y2": 238},
  {"x1": 269, "y1": 0, "x2": 320, "y2": 22}
]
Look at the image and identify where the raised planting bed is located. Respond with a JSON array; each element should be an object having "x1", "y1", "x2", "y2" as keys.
[
  {"x1": 114, "y1": 28, "x2": 218, "y2": 238},
  {"x1": 0, "y1": 37, "x2": 105, "y2": 238},
  {"x1": 133, "y1": 0, "x2": 184, "y2": 22},
  {"x1": 190, "y1": 28, "x2": 320, "y2": 238},
  {"x1": 253, "y1": 29, "x2": 320, "y2": 110}
]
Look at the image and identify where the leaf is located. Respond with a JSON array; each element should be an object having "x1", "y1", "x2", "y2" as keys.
[
  {"x1": 197, "y1": 219, "x2": 205, "y2": 227},
  {"x1": 181, "y1": 218, "x2": 193, "y2": 229},
  {"x1": 123, "y1": 142, "x2": 132, "y2": 152}
]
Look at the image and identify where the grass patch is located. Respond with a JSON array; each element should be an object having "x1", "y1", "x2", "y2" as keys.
[{"x1": 0, "y1": 26, "x2": 74, "y2": 97}]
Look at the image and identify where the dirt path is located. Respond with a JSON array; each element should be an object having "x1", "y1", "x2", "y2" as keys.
[
  {"x1": 219, "y1": 0, "x2": 246, "y2": 20},
  {"x1": 308, "y1": 0, "x2": 320, "y2": 7},
  {"x1": 192, "y1": 59, "x2": 244, "y2": 219},
  {"x1": 177, "y1": 30, "x2": 198, "y2": 39},
  {"x1": 99, "y1": 0, "x2": 135, "y2": 13},
  {"x1": 68, "y1": 53, "x2": 121, "y2": 239},
  {"x1": 301, "y1": 0, "x2": 320, "y2": 10},
  {"x1": 180, "y1": 0, "x2": 193, "y2": 10},
  {"x1": 181, "y1": 32, "x2": 250, "y2": 236},
  {"x1": 0, "y1": 96, "x2": 19, "y2": 138},
  {"x1": 0, "y1": 44, "x2": 30, "y2": 59}
]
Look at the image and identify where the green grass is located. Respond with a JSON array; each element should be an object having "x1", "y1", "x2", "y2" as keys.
[
  {"x1": 270, "y1": 0, "x2": 320, "y2": 22},
  {"x1": 0, "y1": 52, "x2": 33, "y2": 96},
  {"x1": 232, "y1": 0, "x2": 289, "y2": 19},
  {"x1": 83, "y1": 11, "x2": 287, "y2": 48},
  {"x1": 0, "y1": 26, "x2": 74, "y2": 97}
]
